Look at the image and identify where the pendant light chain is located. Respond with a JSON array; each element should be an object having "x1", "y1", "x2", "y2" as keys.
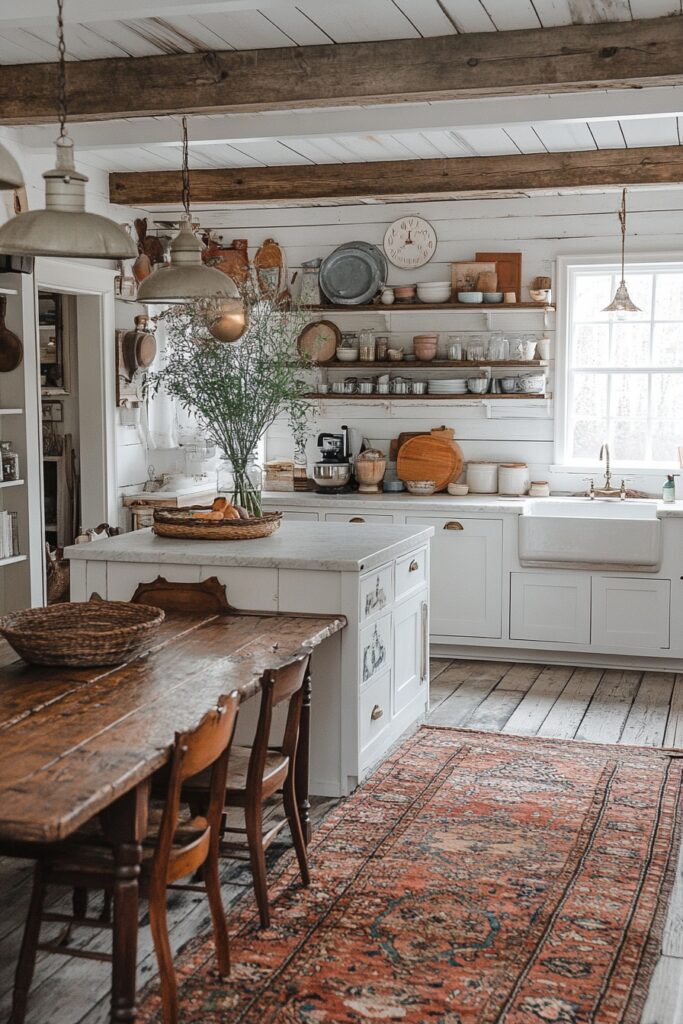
[
  {"x1": 181, "y1": 116, "x2": 191, "y2": 218},
  {"x1": 618, "y1": 187, "x2": 627, "y2": 278},
  {"x1": 56, "y1": 0, "x2": 68, "y2": 140}
]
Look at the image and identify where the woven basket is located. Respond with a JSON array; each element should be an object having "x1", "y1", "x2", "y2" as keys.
[
  {"x1": 153, "y1": 508, "x2": 282, "y2": 540},
  {"x1": 0, "y1": 601, "x2": 165, "y2": 667}
]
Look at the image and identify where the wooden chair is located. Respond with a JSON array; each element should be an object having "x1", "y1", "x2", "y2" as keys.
[
  {"x1": 185, "y1": 654, "x2": 311, "y2": 930},
  {"x1": 10, "y1": 691, "x2": 241, "y2": 1024}
]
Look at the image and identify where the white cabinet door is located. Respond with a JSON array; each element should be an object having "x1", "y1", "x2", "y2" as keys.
[
  {"x1": 324, "y1": 512, "x2": 394, "y2": 523},
  {"x1": 280, "y1": 510, "x2": 320, "y2": 521},
  {"x1": 592, "y1": 576, "x2": 670, "y2": 650},
  {"x1": 510, "y1": 572, "x2": 591, "y2": 644},
  {"x1": 407, "y1": 516, "x2": 502, "y2": 638},
  {"x1": 393, "y1": 590, "x2": 428, "y2": 714}
]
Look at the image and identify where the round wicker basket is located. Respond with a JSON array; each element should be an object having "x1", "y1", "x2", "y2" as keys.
[
  {"x1": 0, "y1": 601, "x2": 165, "y2": 667},
  {"x1": 153, "y1": 508, "x2": 282, "y2": 540}
]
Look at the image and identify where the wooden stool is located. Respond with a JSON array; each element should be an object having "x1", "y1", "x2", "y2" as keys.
[
  {"x1": 185, "y1": 655, "x2": 311, "y2": 930},
  {"x1": 10, "y1": 692, "x2": 240, "y2": 1024}
]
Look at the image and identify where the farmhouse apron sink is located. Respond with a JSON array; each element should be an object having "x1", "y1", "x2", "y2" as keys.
[{"x1": 518, "y1": 498, "x2": 662, "y2": 570}]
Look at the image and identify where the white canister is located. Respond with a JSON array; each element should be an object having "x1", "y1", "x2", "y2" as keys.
[
  {"x1": 466, "y1": 461, "x2": 498, "y2": 493},
  {"x1": 498, "y1": 462, "x2": 530, "y2": 495}
]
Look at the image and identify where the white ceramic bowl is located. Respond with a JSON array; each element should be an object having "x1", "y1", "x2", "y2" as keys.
[
  {"x1": 336, "y1": 347, "x2": 359, "y2": 363},
  {"x1": 467, "y1": 376, "x2": 490, "y2": 394},
  {"x1": 499, "y1": 376, "x2": 518, "y2": 393},
  {"x1": 517, "y1": 373, "x2": 545, "y2": 394},
  {"x1": 483, "y1": 292, "x2": 504, "y2": 303},
  {"x1": 416, "y1": 282, "x2": 451, "y2": 303},
  {"x1": 405, "y1": 479, "x2": 437, "y2": 496},
  {"x1": 457, "y1": 291, "x2": 483, "y2": 304},
  {"x1": 447, "y1": 482, "x2": 469, "y2": 496}
]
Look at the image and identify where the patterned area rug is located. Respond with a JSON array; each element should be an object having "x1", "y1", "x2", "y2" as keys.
[{"x1": 138, "y1": 727, "x2": 682, "y2": 1024}]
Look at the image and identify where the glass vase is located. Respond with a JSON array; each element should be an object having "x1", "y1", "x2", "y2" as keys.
[{"x1": 217, "y1": 455, "x2": 263, "y2": 518}]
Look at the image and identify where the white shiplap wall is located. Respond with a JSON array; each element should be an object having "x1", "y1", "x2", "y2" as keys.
[{"x1": 223, "y1": 187, "x2": 683, "y2": 496}]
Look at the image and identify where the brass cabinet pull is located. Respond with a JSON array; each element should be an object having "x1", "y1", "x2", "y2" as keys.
[
  {"x1": 349, "y1": 517, "x2": 365, "y2": 523},
  {"x1": 409, "y1": 559, "x2": 419, "y2": 572},
  {"x1": 370, "y1": 704, "x2": 384, "y2": 721},
  {"x1": 444, "y1": 521, "x2": 463, "y2": 531}
]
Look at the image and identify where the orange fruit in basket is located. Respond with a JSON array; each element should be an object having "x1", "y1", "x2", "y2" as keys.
[{"x1": 212, "y1": 497, "x2": 228, "y2": 512}]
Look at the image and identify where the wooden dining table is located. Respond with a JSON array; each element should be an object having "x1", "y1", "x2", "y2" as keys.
[{"x1": 0, "y1": 589, "x2": 345, "y2": 1023}]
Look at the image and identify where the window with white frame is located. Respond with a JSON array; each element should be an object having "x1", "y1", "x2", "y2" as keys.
[{"x1": 564, "y1": 261, "x2": 683, "y2": 466}]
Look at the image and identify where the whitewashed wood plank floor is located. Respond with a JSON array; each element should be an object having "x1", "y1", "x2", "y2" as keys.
[{"x1": 0, "y1": 658, "x2": 681, "y2": 1024}]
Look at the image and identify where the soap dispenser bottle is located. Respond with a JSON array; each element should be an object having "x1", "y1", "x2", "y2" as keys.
[{"x1": 663, "y1": 474, "x2": 677, "y2": 503}]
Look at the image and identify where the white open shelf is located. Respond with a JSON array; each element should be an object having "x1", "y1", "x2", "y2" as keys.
[
  {"x1": 0, "y1": 555, "x2": 26, "y2": 568},
  {"x1": 0, "y1": 479, "x2": 24, "y2": 489},
  {"x1": 0, "y1": 287, "x2": 18, "y2": 296},
  {"x1": 0, "y1": 409, "x2": 23, "y2": 416}
]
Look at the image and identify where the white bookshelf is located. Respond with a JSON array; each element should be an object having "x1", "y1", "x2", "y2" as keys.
[{"x1": 0, "y1": 272, "x2": 44, "y2": 610}]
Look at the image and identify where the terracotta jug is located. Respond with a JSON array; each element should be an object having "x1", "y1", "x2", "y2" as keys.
[{"x1": 0, "y1": 296, "x2": 23, "y2": 372}]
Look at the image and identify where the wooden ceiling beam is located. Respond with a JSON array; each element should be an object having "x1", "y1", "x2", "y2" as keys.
[
  {"x1": 4, "y1": 15, "x2": 683, "y2": 125},
  {"x1": 109, "y1": 145, "x2": 683, "y2": 206}
]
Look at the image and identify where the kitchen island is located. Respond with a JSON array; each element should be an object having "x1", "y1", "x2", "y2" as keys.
[{"x1": 66, "y1": 522, "x2": 433, "y2": 797}]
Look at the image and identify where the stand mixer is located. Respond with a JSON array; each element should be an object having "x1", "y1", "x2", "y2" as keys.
[{"x1": 312, "y1": 426, "x2": 352, "y2": 494}]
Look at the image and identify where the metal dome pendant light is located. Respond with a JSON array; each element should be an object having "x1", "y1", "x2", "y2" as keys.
[
  {"x1": 0, "y1": 0, "x2": 136, "y2": 260},
  {"x1": 137, "y1": 118, "x2": 242, "y2": 305},
  {"x1": 0, "y1": 143, "x2": 24, "y2": 191},
  {"x1": 603, "y1": 188, "x2": 640, "y2": 315}
]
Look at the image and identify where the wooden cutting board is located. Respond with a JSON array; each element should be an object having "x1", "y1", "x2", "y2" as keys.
[
  {"x1": 389, "y1": 431, "x2": 427, "y2": 461},
  {"x1": 397, "y1": 434, "x2": 464, "y2": 492},
  {"x1": 476, "y1": 251, "x2": 522, "y2": 301}
]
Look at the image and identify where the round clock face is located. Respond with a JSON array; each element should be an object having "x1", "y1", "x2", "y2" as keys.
[{"x1": 383, "y1": 216, "x2": 437, "y2": 269}]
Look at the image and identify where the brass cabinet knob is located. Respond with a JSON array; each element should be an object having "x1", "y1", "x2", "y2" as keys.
[
  {"x1": 370, "y1": 704, "x2": 384, "y2": 721},
  {"x1": 444, "y1": 521, "x2": 463, "y2": 530},
  {"x1": 409, "y1": 559, "x2": 419, "y2": 572},
  {"x1": 350, "y1": 516, "x2": 365, "y2": 523}
]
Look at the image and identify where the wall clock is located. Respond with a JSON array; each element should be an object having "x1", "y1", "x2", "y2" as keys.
[{"x1": 383, "y1": 216, "x2": 437, "y2": 269}]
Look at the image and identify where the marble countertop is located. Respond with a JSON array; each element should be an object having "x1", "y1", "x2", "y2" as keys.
[
  {"x1": 262, "y1": 491, "x2": 683, "y2": 518},
  {"x1": 262, "y1": 491, "x2": 530, "y2": 514},
  {"x1": 65, "y1": 522, "x2": 434, "y2": 573}
]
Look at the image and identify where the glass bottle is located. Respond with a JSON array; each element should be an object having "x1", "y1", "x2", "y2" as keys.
[
  {"x1": 0, "y1": 442, "x2": 19, "y2": 481},
  {"x1": 359, "y1": 327, "x2": 376, "y2": 362},
  {"x1": 217, "y1": 455, "x2": 262, "y2": 518}
]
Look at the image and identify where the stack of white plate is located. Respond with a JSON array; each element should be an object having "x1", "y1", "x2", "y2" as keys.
[{"x1": 428, "y1": 379, "x2": 469, "y2": 395}]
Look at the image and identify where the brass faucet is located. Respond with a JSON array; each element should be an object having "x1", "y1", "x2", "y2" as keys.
[
  {"x1": 595, "y1": 442, "x2": 621, "y2": 498},
  {"x1": 599, "y1": 442, "x2": 612, "y2": 489}
]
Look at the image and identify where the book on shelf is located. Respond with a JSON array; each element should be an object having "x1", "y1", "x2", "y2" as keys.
[{"x1": 0, "y1": 511, "x2": 19, "y2": 559}]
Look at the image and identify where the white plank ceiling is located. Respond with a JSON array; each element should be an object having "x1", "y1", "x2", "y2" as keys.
[
  {"x1": 1, "y1": 0, "x2": 681, "y2": 63},
  {"x1": 4, "y1": 0, "x2": 683, "y2": 179}
]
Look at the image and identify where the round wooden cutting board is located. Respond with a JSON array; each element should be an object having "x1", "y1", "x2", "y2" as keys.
[{"x1": 397, "y1": 434, "x2": 464, "y2": 491}]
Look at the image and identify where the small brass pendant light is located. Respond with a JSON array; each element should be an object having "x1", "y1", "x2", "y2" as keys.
[
  {"x1": 603, "y1": 189, "x2": 640, "y2": 314},
  {"x1": 0, "y1": 0, "x2": 136, "y2": 260},
  {"x1": 136, "y1": 118, "x2": 243, "y2": 306}
]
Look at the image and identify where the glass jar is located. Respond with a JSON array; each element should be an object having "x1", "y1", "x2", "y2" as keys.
[
  {"x1": 375, "y1": 335, "x2": 389, "y2": 361},
  {"x1": 0, "y1": 442, "x2": 19, "y2": 481},
  {"x1": 487, "y1": 332, "x2": 509, "y2": 361},
  {"x1": 299, "y1": 262, "x2": 322, "y2": 306},
  {"x1": 358, "y1": 327, "x2": 376, "y2": 362},
  {"x1": 465, "y1": 335, "x2": 486, "y2": 361},
  {"x1": 217, "y1": 455, "x2": 262, "y2": 518},
  {"x1": 446, "y1": 334, "x2": 464, "y2": 360}
]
